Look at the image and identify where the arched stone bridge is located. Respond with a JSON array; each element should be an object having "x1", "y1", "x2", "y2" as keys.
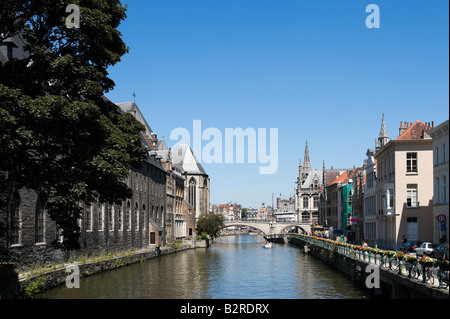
[{"x1": 222, "y1": 221, "x2": 311, "y2": 235}]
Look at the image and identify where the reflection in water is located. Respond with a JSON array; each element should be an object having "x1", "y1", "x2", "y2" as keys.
[{"x1": 39, "y1": 235, "x2": 366, "y2": 299}]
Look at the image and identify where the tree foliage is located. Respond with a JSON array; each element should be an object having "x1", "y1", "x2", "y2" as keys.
[
  {"x1": 0, "y1": 1, "x2": 147, "y2": 251},
  {"x1": 196, "y1": 214, "x2": 225, "y2": 239}
]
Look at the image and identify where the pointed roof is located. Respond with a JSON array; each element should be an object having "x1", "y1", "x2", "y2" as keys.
[
  {"x1": 303, "y1": 141, "x2": 311, "y2": 172},
  {"x1": 300, "y1": 169, "x2": 323, "y2": 189},
  {"x1": 172, "y1": 144, "x2": 207, "y2": 175},
  {"x1": 379, "y1": 113, "x2": 388, "y2": 138},
  {"x1": 117, "y1": 101, "x2": 154, "y2": 139},
  {"x1": 395, "y1": 120, "x2": 433, "y2": 140}
]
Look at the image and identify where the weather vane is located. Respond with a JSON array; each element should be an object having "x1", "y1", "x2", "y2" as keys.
[{"x1": 133, "y1": 91, "x2": 136, "y2": 102}]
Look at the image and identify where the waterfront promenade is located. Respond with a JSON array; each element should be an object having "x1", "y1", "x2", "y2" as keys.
[{"x1": 280, "y1": 233, "x2": 449, "y2": 299}]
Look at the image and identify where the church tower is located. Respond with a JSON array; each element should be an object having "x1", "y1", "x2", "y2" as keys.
[
  {"x1": 302, "y1": 141, "x2": 312, "y2": 184},
  {"x1": 376, "y1": 113, "x2": 389, "y2": 151}
]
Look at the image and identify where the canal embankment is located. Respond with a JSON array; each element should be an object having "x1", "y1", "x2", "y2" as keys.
[
  {"x1": 283, "y1": 234, "x2": 449, "y2": 299},
  {"x1": 1, "y1": 239, "x2": 210, "y2": 299}
]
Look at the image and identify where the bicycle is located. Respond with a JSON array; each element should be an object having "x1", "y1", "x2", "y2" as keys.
[
  {"x1": 438, "y1": 269, "x2": 449, "y2": 289},
  {"x1": 420, "y1": 265, "x2": 435, "y2": 285},
  {"x1": 410, "y1": 262, "x2": 422, "y2": 279}
]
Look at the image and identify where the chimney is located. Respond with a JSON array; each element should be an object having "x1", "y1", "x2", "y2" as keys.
[{"x1": 399, "y1": 121, "x2": 408, "y2": 136}]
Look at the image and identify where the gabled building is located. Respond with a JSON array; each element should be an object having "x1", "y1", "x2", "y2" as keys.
[
  {"x1": 374, "y1": 119, "x2": 435, "y2": 250},
  {"x1": 296, "y1": 142, "x2": 324, "y2": 224},
  {"x1": 155, "y1": 138, "x2": 196, "y2": 242},
  {"x1": 171, "y1": 144, "x2": 210, "y2": 219}
]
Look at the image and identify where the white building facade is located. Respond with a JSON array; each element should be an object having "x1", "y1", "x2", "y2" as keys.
[{"x1": 429, "y1": 119, "x2": 449, "y2": 244}]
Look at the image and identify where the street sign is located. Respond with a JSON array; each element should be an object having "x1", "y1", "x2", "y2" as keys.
[
  {"x1": 441, "y1": 222, "x2": 446, "y2": 231},
  {"x1": 437, "y1": 214, "x2": 446, "y2": 222}
]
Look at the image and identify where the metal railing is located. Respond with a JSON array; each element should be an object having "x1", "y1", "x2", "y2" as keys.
[{"x1": 287, "y1": 233, "x2": 449, "y2": 289}]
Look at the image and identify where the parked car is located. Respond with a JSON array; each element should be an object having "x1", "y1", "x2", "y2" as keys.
[
  {"x1": 415, "y1": 242, "x2": 437, "y2": 256},
  {"x1": 431, "y1": 242, "x2": 449, "y2": 260},
  {"x1": 399, "y1": 241, "x2": 421, "y2": 253}
]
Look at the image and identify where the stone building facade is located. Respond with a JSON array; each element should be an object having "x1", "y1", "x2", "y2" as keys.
[
  {"x1": 156, "y1": 139, "x2": 196, "y2": 242},
  {"x1": 2, "y1": 101, "x2": 167, "y2": 270},
  {"x1": 172, "y1": 144, "x2": 210, "y2": 219}
]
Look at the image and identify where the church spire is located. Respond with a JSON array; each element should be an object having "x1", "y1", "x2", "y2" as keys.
[
  {"x1": 377, "y1": 113, "x2": 389, "y2": 150},
  {"x1": 303, "y1": 141, "x2": 311, "y2": 173}
]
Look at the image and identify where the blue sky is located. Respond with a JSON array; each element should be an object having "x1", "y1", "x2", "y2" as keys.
[{"x1": 105, "y1": 0, "x2": 449, "y2": 209}]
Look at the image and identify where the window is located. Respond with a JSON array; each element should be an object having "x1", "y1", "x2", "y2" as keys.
[
  {"x1": 10, "y1": 191, "x2": 20, "y2": 245},
  {"x1": 150, "y1": 232, "x2": 156, "y2": 244},
  {"x1": 127, "y1": 201, "x2": 131, "y2": 231},
  {"x1": 85, "y1": 205, "x2": 92, "y2": 231},
  {"x1": 303, "y1": 197, "x2": 309, "y2": 209},
  {"x1": 442, "y1": 176, "x2": 447, "y2": 203},
  {"x1": 313, "y1": 196, "x2": 319, "y2": 208},
  {"x1": 407, "y1": 217, "x2": 418, "y2": 241},
  {"x1": 313, "y1": 179, "x2": 319, "y2": 189},
  {"x1": 135, "y1": 203, "x2": 139, "y2": 230},
  {"x1": 302, "y1": 212, "x2": 310, "y2": 223},
  {"x1": 435, "y1": 178, "x2": 440, "y2": 204},
  {"x1": 99, "y1": 204, "x2": 104, "y2": 231},
  {"x1": 35, "y1": 201, "x2": 44, "y2": 243},
  {"x1": 406, "y1": 152, "x2": 417, "y2": 173},
  {"x1": 442, "y1": 143, "x2": 446, "y2": 163},
  {"x1": 118, "y1": 204, "x2": 123, "y2": 231},
  {"x1": 189, "y1": 178, "x2": 196, "y2": 208},
  {"x1": 406, "y1": 184, "x2": 418, "y2": 208},
  {"x1": 142, "y1": 204, "x2": 146, "y2": 231},
  {"x1": 108, "y1": 204, "x2": 114, "y2": 231},
  {"x1": 385, "y1": 188, "x2": 394, "y2": 209}
]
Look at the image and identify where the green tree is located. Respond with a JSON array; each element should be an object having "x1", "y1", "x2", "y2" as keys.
[
  {"x1": 241, "y1": 208, "x2": 248, "y2": 220},
  {"x1": 0, "y1": 1, "x2": 147, "y2": 251},
  {"x1": 196, "y1": 214, "x2": 225, "y2": 239}
]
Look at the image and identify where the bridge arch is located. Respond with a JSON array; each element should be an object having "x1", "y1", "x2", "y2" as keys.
[
  {"x1": 220, "y1": 223, "x2": 269, "y2": 235},
  {"x1": 279, "y1": 224, "x2": 307, "y2": 234}
]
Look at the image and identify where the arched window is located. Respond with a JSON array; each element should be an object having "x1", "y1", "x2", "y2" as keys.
[
  {"x1": 135, "y1": 202, "x2": 139, "y2": 230},
  {"x1": 127, "y1": 201, "x2": 131, "y2": 231},
  {"x1": 313, "y1": 179, "x2": 319, "y2": 189},
  {"x1": 35, "y1": 200, "x2": 45, "y2": 243},
  {"x1": 10, "y1": 191, "x2": 20, "y2": 245},
  {"x1": 142, "y1": 204, "x2": 146, "y2": 231},
  {"x1": 189, "y1": 178, "x2": 196, "y2": 208}
]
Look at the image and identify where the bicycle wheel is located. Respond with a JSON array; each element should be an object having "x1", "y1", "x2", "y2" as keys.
[
  {"x1": 443, "y1": 271, "x2": 449, "y2": 289},
  {"x1": 381, "y1": 255, "x2": 389, "y2": 268},
  {"x1": 414, "y1": 264, "x2": 422, "y2": 279},
  {"x1": 438, "y1": 270, "x2": 449, "y2": 289},
  {"x1": 426, "y1": 268, "x2": 435, "y2": 285},
  {"x1": 391, "y1": 258, "x2": 399, "y2": 271},
  {"x1": 411, "y1": 264, "x2": 419, "y2": 279}
]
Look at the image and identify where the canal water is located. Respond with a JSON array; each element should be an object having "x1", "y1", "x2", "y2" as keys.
[{"x1": 39, "y1": 235, "x2": 368, "y2": 299}]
